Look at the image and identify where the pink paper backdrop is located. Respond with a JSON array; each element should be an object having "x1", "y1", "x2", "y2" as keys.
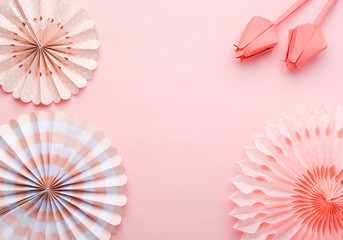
[{"x1": 0, "y1": 0, "x2": 342, "y2": 239}]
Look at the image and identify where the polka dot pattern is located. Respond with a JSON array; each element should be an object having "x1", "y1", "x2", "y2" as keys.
[{"x1": 0, "y1": 0, "x2": 99, "y2": 105}]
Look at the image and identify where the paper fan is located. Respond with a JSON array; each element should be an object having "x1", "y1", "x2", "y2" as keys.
[
  {"x1": 0, "y1": 0, "x2": 99, "y2": 105},
  {"x1": 230, "y1": 106, "x2": 343, "y2": 239},
  {"x1": 0, "y1": 111, "x2": 127, "y2": 240}
]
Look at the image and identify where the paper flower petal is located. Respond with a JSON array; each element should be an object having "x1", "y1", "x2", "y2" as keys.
[
  {"x1": 0, "y1": 111, "x2": 127, "y2": 240},
  {"x1": 230, "y1": 106, "x2": 343, "y2": 239},
  {"x1": 0, "y1": 0, "x2": 99, "y2": 105}
]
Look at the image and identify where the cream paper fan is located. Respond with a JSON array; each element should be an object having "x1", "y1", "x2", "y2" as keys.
[
  {"x1": 0, "y1": 111, "x2": 127, "y2": 240},
  {"x1": 230, "y1": 106, "x2": 343, "y2": 239},
  {"x1": 0, "y1": 0, "x2": 99, "y2": 104}
]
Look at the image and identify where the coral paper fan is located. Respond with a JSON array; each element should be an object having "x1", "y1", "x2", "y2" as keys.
[
  {"x1": 230, "y1": 106, "x2": 343, "y2": 239},
  {"x1": 0, "y1": 111, "x2": 127, "y2": 240},
  {"x1": 0, "y1": 0, "x2": 99, "y2": 105}
]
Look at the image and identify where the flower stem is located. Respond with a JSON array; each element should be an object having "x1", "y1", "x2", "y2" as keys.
[
  {"x1": 314, "y1": 0, "x2": 337, "y2": 26},
  {"x1": 274, "y1": 0, "x2": 309, "y2": 27}
]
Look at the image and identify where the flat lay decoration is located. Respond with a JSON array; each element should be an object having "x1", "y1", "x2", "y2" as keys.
[
  {"x1": 234, "y1": 0, "x2": 308, "y2": 62},
  {"x1": 284, "y1": 0, "x2": 336, "y2": 71},
  {"x1": 230, "y1": 106, "x2": 343, "y2": 239},
  {"x1": 0, "y1": 0, "x2": 99, "y2": 105},
  {"x1": 0, "y1": 111, "x2": 127, "y2": 240}
]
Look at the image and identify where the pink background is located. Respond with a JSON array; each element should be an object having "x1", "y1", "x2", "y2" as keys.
[{"x1": 0, "y1": 0, "x2": 342, "y2": 239}]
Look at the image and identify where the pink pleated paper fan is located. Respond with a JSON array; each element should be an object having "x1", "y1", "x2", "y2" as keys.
[
  {"x1": 0, "y1": 0, "x2": 99, "y2": 105},
  {"x1": 230, "y1": 106, "x2": 343, "y2": 239},
  {"x1": 0, "y1": 111, "x2": 127, "y2": 240}
]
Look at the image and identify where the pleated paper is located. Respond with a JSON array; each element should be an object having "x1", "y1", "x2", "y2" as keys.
[
  {"x1": 231, "y1": 106, "x2": 343, "y2": 239},
  {"x1": 0, "y1": 111, "x2": 127, "y2": 240},
  {"x1": 0, "y1": 0, "x2": 99, "y2": 104}
]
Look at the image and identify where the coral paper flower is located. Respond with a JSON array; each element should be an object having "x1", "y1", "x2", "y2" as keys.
[
  {"x1": 284, "y1": 24, "x2": 326, "y2": 71},
  {"x1": 235, "y1": 17, "x2": 278, "y2": 62},
  {"x1": 284, "y1": 0, "x2": 336, "y2": 71},
  {"x1": 230, "y1": 106, "x2": 343, "y2": 239},
  {"x1": 235, "y1": 0, "x2": 309, "y2": 62}
]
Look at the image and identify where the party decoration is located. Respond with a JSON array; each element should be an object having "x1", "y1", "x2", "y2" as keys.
[
  {"x1": 230, "y1": 106, "x2": 343, "y2": 239},
  {"x1": 284, "y1": 0, "x2": 336, "y2": 71},
  {"x1": 284, "y1": 24, "x2": 326, "y2": 71},
  {"x1": 235, "y1": 17, "x2": 278, "y2": 62},
  {"x1": 235, "y1": 0, "x2": 308, "y2": 62},
  {"x1": 0, "y1": 0, "x2": 99, "y2": 104},
  {"x1": 0, "y1": 111, "x2": 127, "y2": 240}
]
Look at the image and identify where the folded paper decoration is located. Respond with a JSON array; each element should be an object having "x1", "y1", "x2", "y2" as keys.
[
  {"x1": 231, "y1": 106, "x2": 343, "y2": 239},
  {"x1": 0, "y1": 0, "x2": 99, "y2": 104},
  {"x1": 235, "y1": 0, "x2": 309, "y2": 62},
  {"x1": 284, "y1": 24, "x2": 327, "y2": 71},
  {"x1": 284, "y1": 0, "x2": 336, "y2": 71},
  {"x1": 0, "y1": 111, "x2": 127, "y2": 240}
]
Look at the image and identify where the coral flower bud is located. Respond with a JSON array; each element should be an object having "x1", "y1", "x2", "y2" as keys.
[
  {"x1": 235, "y1": 17, "x2": 278, "y2": 62},
  {"x1": 284, "y1": 24, "x2": 327, "y2": 71},
  {"x1": 284, "y1": 0, "x2": 336, "y2": 71}
]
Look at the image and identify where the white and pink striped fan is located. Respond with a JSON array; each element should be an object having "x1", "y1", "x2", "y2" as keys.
[
  {"x1": 0, "y1": 0, "x2": 99, "y2": 105},
  {"x1": 0, "y1": 111, "x2": 127, "y2": 240}
]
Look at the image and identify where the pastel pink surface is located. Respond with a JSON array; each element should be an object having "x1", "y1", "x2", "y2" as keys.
[{"x1": 0, "y1": 0, "x2": 342, "y2": 239}]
